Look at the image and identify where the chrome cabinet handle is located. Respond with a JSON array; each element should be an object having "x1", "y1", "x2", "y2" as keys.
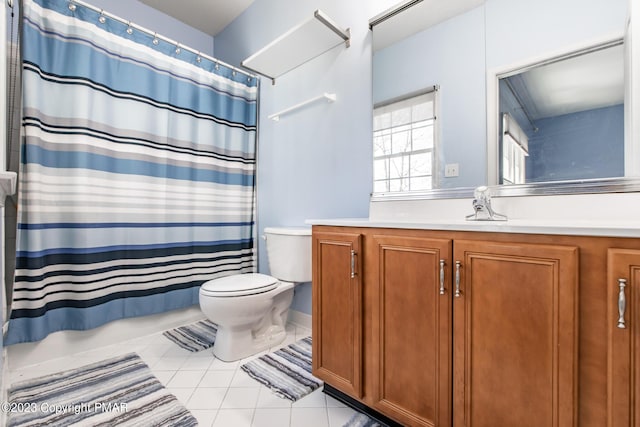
[
  {"x1": 455, "y1": 261, "x2": 462, "y2": 298},
  {"x1": 350, "y1": 250, "x2": 356, "y2": 279},
  {"x1": 439, "y1": 260, "x2": 445, "y2": 295},
  {"x1": 617, "y1": 278, "x2": 627, "y2": 329}
]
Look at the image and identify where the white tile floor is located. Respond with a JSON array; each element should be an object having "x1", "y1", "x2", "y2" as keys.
[{"x1": 8, "y1": 323, "x2": 360, "y2": 427}]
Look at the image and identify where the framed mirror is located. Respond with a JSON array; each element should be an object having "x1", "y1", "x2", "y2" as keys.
[
  {"x1": 487, "y1": 35, "x2": 640, "y2": 197},
  {"x1": 371, "y1": 0, "x2": 637, "y2": 200},
  {"x1": 498, "y1": 40, "x2": 626, "y2": 185}
]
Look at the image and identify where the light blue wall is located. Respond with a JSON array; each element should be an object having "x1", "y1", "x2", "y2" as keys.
[
  {"x1": 526, "y1": 104, "x2": 625, "y2": 181},
  {"x1": 216, "y1": 0, "x2": 397, "y2": 314},
  {"x1": 373, "y1": 6, "x2": 487, "y2": 188},
  {"x1": 485, "y1": 0, "x2": 627, "y2": 70},
  {"x1": 83, "y1": 0, "x2": 214, "y2": 56},
  {"x1": 3, "y1": 1, "x2": 630, "y2": 320},
  {"x1": 499, "y1": 76, "x2": 625, "y2": 182},
  {"x1": 31, "y1": 0, "x2": 629, "y2": 317},
  {"x1": 215, "y1": 0, "x2": 628, "y2": 314},
  {"x1": 373, "y1": 0, "x2": 628, "y2": 189}
]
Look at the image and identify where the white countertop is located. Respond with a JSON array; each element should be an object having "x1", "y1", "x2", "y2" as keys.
[{"x1": 306, "y1": 217, "x2": 640, "y2": 238}]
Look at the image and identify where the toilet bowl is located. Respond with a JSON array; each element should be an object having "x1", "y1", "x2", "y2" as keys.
[{"x1": 199, "y1": 227, "x2": 311, "y2": 361}]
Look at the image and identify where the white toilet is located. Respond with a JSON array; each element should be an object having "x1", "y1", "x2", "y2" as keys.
[{"x1": 199, "y1": 227, "x2": 311, "y2": 361}]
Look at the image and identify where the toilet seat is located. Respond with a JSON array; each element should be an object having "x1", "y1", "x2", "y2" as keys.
[{"x1": 201, "y1": 273, "x2": 278, "y2": 297}]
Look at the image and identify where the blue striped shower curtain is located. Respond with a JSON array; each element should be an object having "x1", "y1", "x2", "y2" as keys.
[{"x1": 5, "y1": 0, "x2": 258, "y2": 344}]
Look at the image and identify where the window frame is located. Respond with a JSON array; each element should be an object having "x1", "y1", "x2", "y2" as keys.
[
  {"x1": 501, "y1": 112, "x2": 529, "y2": 185},
  {"x1": 372, "y1": 86, "x2": 439, "y2": 196}
]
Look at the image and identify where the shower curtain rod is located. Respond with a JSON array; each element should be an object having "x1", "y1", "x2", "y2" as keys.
[{"x1": 69, "y1": 0, "x2": 257, "y2": 81}]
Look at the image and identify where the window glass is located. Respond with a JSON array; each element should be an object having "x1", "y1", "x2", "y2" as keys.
[{"x1": 373, "y1": 90, "x2": 437, "y2": 194}]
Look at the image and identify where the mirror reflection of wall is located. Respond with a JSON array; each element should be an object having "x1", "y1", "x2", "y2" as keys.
[
  {"x1": 498, "y1": 41, "x2": 625, "y2": 184},
  {"x1": 371, "y1": 0, "x2": 629, "y2": 195},
  {"x1": 372, "y1": 3, "x2": 486, "y2": 191}
]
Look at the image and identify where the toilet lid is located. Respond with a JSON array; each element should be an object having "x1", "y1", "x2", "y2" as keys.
[{"x1": 200, "y1": 273, "x2": 278, "y2": 297}]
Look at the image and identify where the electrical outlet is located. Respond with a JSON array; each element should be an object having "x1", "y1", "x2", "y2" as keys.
[{"x1": 445, "y1": 163, "x2": 459, "y2": 177}]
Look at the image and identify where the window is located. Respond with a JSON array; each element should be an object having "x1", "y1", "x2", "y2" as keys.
[
  {"x1": 373, "y1": 89, "x2": 437, "y2": 194},
  {"x1": 501, "y1": 113, "x2": 528, "y2": 185}
]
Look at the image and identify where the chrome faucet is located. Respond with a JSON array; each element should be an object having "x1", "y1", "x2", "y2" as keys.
[{"x1": 465, "y1": 186, "x2": 507, "y2": 221}]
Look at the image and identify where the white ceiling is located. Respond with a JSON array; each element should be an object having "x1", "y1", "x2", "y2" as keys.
[
  {"x1": 142, "y1": 0, "x2": 486, "y2": 48},
  {"x1": 138, "y1": 0, "x2": 254, "y2": 36},
  {"x1": 371, "y1": 0, "x2": 486, "y2": 51},
  {"x1": 517, "y1": 44, "x2": 625, "y2": 119}
]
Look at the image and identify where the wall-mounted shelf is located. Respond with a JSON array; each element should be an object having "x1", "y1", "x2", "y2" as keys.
[
  {"x1": 269, "y1": 93, "x2": 336, "y2": 121},
  {"x1": 241, "y1": 10, "x2": 350, "y2": 84}
]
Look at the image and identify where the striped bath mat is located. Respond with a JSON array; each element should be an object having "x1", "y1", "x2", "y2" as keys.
[
  {"x1": 7, "y1": 353, "x2": 196, "y2": 427},
  {"x1": 343, "y1": 413, "x2": 383, "y2": 427},
  {"x1": 163, "y1": 319, "x2": 218, "y2": 352},
  {"x1": 240, "y1": 336, "x2": 322, "y2": 401}
]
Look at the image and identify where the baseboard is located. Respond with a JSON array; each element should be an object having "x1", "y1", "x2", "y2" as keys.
[
  {"x1": 287, "y1": 309, "x2": 312, "y2": 330},
  {"x1": 7, "y1": 305, "x2": 205, "y2": 370}
]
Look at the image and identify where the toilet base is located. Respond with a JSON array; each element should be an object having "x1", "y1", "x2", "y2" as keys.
[
  {"x1": 200, "y1": 278, "x2": 296, "y2": 362},
  {"x1": 212, "y1": 320, "x2": 288, "y2": 362}
]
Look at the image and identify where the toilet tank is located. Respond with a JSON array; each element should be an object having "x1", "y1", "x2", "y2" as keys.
[{"x1": 264, "y1": 227, "x2": 312, "y2": 283}]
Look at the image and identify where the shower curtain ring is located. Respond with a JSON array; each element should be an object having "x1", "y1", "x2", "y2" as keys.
[
  {"x1": 175, "y1": 44, "x2": 181, "y2": 55},
  {"x1": 152, "y1": 33, "x2": 159, "y2": 45},
  {"x1": 196, "y1": 52, "x2": 202, "y2": 63},
  {"x1": 68, "y1": 1, "x2": 76, "y2": 12},
  {"x1": 99, "y1": 10, "x2": 106, "y2": 24},
  {"x1": 126, "y1": 22, "x2": 133, "y2": 35}
]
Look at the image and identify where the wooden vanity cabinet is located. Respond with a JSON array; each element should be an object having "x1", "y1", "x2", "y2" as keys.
[
  {"x1": 607, "y1": 249, "x2": 640, "y2": 427},
  {"x1": 311, "y1": 230, "x2": 363, "y2": 398},
  {"x1": 453, "y1": 240, "x2": 578, "y2": 427},
  {"x1": 312, "y1": 225, "x2": 638, "y2": 427},
  {"x1": 369, "y1": 234, "x2": 452, "y2": 426}
]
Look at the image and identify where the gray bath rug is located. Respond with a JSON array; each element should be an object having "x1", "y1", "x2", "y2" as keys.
[
  {"x1": 7, "y1": 352, "x2": 196, "y2": 427},
  {"x1": 342, "y1": 412, "x2": 384, "y2": 427},
  {"x1": 240, "y1": 336, "x2": 322, "y2": 401},
  {"x1": 163, "y1": 319, "x2": 218, "y2": 352}
]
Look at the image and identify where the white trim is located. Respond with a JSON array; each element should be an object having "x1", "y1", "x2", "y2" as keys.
[
  {"x1": 287, "y1": 309, "x2": 312, "y2": 330},
  {"x1": 7, "y1": 306, "x2": 205, "y2": 370}
]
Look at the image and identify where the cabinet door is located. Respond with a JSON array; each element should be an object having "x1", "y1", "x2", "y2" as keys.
[
  {"x1": 608, "y1": 249, "x2": 640, "y2": 427},
  {"x1": 371, "y1": 235, "x2": 452, "y2": 427},
  {"x1": 453, "y1": 240, "x2": 578, "y2": 427},
  {"x1": 312, "y1": 230, "x2": 363, "y2": 398}
]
